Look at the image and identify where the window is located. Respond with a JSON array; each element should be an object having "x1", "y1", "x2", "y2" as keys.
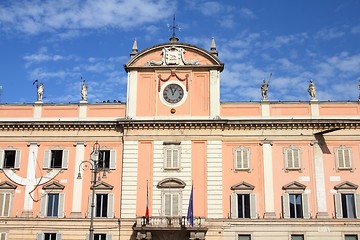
[
  {"x1": 40, "y1": 193, "x2": 65, "y2": 218},
  {"x1": 230, "y1": 182, "x2": 256, "y2": 219},
  {"x1": 284, "y1": 146, "x2": 301, "y2": 170},
  {"x1": 0, "y1": 149, "x2": 20, "y2": 169},
  {"x1": 0, "y1": 233, "x2": 6, "y2": 240},
  {"x1": 36, "y1": 233, "x2": 61, "y2": 240},
  {"x1": 0, "y1": 192, "x2": 11, "y2": 217},
  {"x1": 335, "y1": 146, "x2": 352, "y2": 170},
  {"x1": 233, "y1": 146, "x2": 250, "y2": 171},
  {"x1": 95, "y1": 234, "x2": 106, "y2": 240},
  {"x1": 44, "y1": 233, "x2": 57, "y2": 240},
  {"x1": 43, "y1": 149, "x2": 68, "y2": 169},
  {"x1": 345, "y1": 235, "x2": 358, "y2": 240},
  {"x1": 163, "y1": 192, "x2": 181, "y2": 216},
  {"x1": 282, "y1": 182, "x2": 310, "y2": 219},
  {"x1": 289, "y1": 194, "x2": 303, "y2": 218},
  {"x1": 291, "y1": 235, "x2": 304, "y2": 240},
  {"x1": 98, "y1": 150, "x2": 116, "y2": 169},
  {"x1": 163, "y1": 144, "x2": 181, "y2": 170},
  {"x1": 88, "y1": 193, "x2": 114, "y2": 218},
  {"x1": 238, "y1": 235, "x2": 251, "y2": 240},
  {"x1": 335, "y1": 193, "x2": 358, "y2": 218}
]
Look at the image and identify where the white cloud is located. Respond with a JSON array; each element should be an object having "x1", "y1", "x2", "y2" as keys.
[
  {"x1": 351, "y1": 25, "x2": 360, "y2": 34},
  {"x1": 0, "y1": 0, "x2": 175, "y2": 35},
  {"x1": 239, "y1": 8, "x2": 256, "y2": 19},
  {"x1": 315, "y1": 27, "x2": 345, "y2": 40}
]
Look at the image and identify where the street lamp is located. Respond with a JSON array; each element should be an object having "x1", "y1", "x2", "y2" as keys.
[{"x1": 77, "y1": 141, "x2": 106, "y2": 240}]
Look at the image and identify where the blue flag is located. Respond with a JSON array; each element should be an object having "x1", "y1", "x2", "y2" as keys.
[{"x1": 187, "y1": 185, "x2": 194, "y2": 226}]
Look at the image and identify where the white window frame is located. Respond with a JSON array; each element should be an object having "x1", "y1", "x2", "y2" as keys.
[
  {"x1": 0, "y1": 232, "x2": 6, "y2": 240},
  {"x1": 233, "y1": 146, "x2": 251, "y2": 171},
  {"x1": 0, "y1": 192, "x2": 12, "y2": 217},
  {"x1": 230, "y1": 192, "x2": 256, "y2": 219},
  {"x1": 43, "y1": 149, "x2": 69, "y2": 169},
  {"x1": 237, "y1": 234, "x2": 252, "y2": 240},
  {"x1": 334, "y1": 193, "x2": 360, "y2": 219},
  {"x1": 40, "y1": 192, "x2": 65, "y2": 218},
  {"x1": 99, "y1": 149, "x2": 116, "y2": 170},
  {"x1": 335, "y1": 146, "x2": 352, "y2": 170},
  {"x1": 343, "y1": 234, "x2": 359, "y2": 240},
  {"x1": 86, "y1": 233, "x2": 112, "y2": 240},
  {"x1": 163, "y1": 144, "x2": 181, "y2": 170},
  {"x1": 36, "y1": 232, "x2": 61, "y2": 240},
  {"x1": 290, "y1": 234, "x2": 305, "y2": 240},
  {"x1": 88, "y1": 192, "x2": 114, "y2": 218},
  {"x1": 161, "y1": 191, "x2": 182, "y2": 217},
  {"x1": 282, "y1": 192, "x2": 310, "y2": 219},
  {"x1": 284, "y1": 146, "x2": 301, "y2": 171},
  {"x1": 0, "y1": 149, "x2": 21, "y2": 169}
]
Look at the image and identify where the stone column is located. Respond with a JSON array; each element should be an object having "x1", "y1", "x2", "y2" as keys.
[
  {"x1": 311, "y1": 140, "x2": 329, "y2": 218},
  {"x1": 261, "y1": 140, "x2": 276, "y2": 218}
]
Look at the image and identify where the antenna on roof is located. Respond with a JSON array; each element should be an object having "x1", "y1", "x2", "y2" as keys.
[{"x1": 167, "y1": 14, "x2": 180, "y2": 42}]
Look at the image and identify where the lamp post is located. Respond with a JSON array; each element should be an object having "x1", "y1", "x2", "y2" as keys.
[{"x1": 77, "y1": 141, "x2": 106, "y2": 240}]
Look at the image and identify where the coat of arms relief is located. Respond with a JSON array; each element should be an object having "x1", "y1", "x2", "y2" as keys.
[{"x1": 147, "y1": 46, "x2": 199, "y2": 66}]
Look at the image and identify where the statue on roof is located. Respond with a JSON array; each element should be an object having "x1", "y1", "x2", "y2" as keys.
[
  {"x1": 81, "y1": 79, "x2": 88, "y2": 101},
  {"x1": 261, "y1": 79, "x2": 269, "y2": 101},
  {"x1": 308, "y1": 79, "x2": 317, "y2": 100},
  {"x1": 33, "y1": 80, "x2": 44, "y2": 102}
]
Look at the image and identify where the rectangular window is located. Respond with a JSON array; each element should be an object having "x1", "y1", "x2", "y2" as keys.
[
  {"x1": 94, "y1": 234, "x2": 107, "y2": 240},
  {"x1": 43, "y1": 149, "x2": 68, "y2": 169},
  {"x1": 164, "y1": 145, "x2": 180, "y2": 170},
  {"x1": 44, "y1": 233, "x2": 57, "y2": 240},
  {"x1": 98, "y1": 150, "x2": 116, "y2": 169},
  {"x1": 289, "y1": 194, "x2": 303, "y2": 218},
  {"x1": 4, "y1": 150, "x2": 16, "y2": 168},
  {"x1": 163, "y1": 192, "x2": 181, "y2": 216},
  {"x1": 237, "y1": 194, "x2": 250, "y2": 218},
  {"x1": 335, "y1": 146, "x2": 352, "y2": 170},
  {"x1": 284, "y1": 147, "x2": 301, "y2": 170},
  {"x1": 291, "y1": 235, "x2": 304, "y2": 240},
  {"x1": 345, "y1": 235, "x2": 358, "y2": 240},
  {"x1": 50, "y1": 150, "x2": 63, "y2": 168},
  {"x1": 47, "y1": 194, "x2": 59, "y2": 217},
  {"x1": 238, "y1": 235, "x2": 251, "y2": 240},
  {"x1": 341, "y1": 194, "x2": 356, "y2": 218},
  {"x1": 0, "y1": 192, "x2": 11, "y2": 217},
  {"x1": 96, "y1": 194, "x2": 108, "y2": 218},
  {"x1": 0, "y1": 233, "x2": 6, "y2": 240},
  {"x1": 234, "y1": 147, "x2": 250, "y2": 170}
]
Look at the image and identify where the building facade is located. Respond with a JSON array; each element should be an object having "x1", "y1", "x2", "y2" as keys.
[{"x1": 0, "y1": 36, "x2": 359, "y2": 240}]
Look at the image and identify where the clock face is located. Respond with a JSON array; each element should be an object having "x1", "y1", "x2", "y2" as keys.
[{"x1": 163, "y1": 83, "x2": 184, "y2": 104}]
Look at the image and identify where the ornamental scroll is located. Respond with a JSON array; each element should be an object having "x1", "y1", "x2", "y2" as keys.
[
  {"x1": 158, "y1": 70, "x2": 189, "y2": 92},
  {"x1": 147, "y1": 46, "x2": 200, "y2": 66}
]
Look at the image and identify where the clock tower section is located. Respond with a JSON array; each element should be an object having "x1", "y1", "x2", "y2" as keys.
[{"x1": 124, "y1": 37, "x2": 224, "y2": 119}]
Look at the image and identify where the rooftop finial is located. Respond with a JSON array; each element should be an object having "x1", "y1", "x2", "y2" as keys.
[
  {"x1": 130, "y1": 38, "x2": 138, "y2": 58},
  {"x1": 168, "y1": 14, "x2": 180, "y2": 43},
  {"x1": 210, "y1": 37, "x2": 218, "y2": 56}
]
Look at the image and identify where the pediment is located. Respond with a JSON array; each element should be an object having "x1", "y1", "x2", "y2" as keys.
[
  {"x1": 91, "y1": 181, "x2": 113, "y2": 190},
  {"x1": 282, "y1": 181, "x2": 306, "y2": 190},
  {"x1": 334, "y1": 181, "x2": 358, "y2": 190},
  {"x1": 43, "y1": 181, "x2": 65, "y2": 190},
  {"x1": 231, "y1": 181, "x2": 255, "y2": 191},
  {"x1": 157, "y1": 178, "x2": 186, "y2": 189},
  {"x1": 0, "y1": 181, "x2": 17, "y2": 189}
]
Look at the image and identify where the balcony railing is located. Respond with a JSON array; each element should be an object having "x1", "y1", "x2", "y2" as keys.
[{"x1": 136, "y1": 216, "x2": 203, "y2": 228}]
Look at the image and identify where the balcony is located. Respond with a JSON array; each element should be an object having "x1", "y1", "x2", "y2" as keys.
[{"x1": 133, "y1": 216, "x2": 207, "y2": 240}]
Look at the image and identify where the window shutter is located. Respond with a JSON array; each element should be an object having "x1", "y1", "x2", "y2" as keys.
[
  {"x1": 250, "y1": 193, "x2": 256, "y2": 219},
  {"x1": 230, "y1": 193, "x2": 238, "y2": 219},
  {"x1": 164, "y1": 193, "x2": 171, "y2": 216},
  {"x1": 243, "y1": 150, "x2": 249, "y2": 169},
  {"x1": 57, "y1": 233, "x2": 62, "y2": 240},
  {"x1": 334, "y1": 193, "x2": 343, "y2": 218},
  {"x1": 107, "y1": 193, "x2": 114, "y2": 218},
  {"x1": 236, "y1": 150, "x2": 242, "y2": 169},
  {"x1": 43, "y1": 150, "x2": 50, "y2": 169},
  {"x1": 87, "y1": 194, "x2": 93, "y2": 218},
  {"x1": 0, "y1": 193, "x2": 4, "y2": 216},
  {"x1": 14, "y1": 150, "x2": 21, "y2": 169},
  {"x1": 172, "y1": 193, "x2": 179, "y2": 216},
  {"x1": 282, "y1": 193, "x2": 290, "y2": 219},
  {"x1": 36, "y1": 233, "x2": 43, "y2": 240},
  {"x1": 58, "y1": 193, "x2": 65, "y2": 218},
  {"x1": 4, "y1": 193, "x2": 10, "y2": 216},
  {"x1": 294, "y1": 149, "x2": 300, "y2": 169},
  {"x1": 39, "y1": 194, "x2": 47, "y2": 217},
  {"x1": 62, "y1": 150, "x2": 69, "y2": 169},
  {"x1": 344, "y1": 149, "x2": 351, "y2": 168},
  {"x1": 110, "y1": 150, "x2": 116, "y2": 169},
  {"x1": 173, "y1": 149, "x2": 179, "y2": 168},
  {"x1": 106, "y1": 234, "x2": 112, "y2": 240},
  {"x1": 302, "y1": 193, "x2": 310, "y2": 219},
  {"x1": 354, "y1": 194, "x2": 360, "y2": 219},
  {"x1": 85, "y1": 233, "x2": 89, "y2": 240},
  {"x1": 0, "y1": 150, "x2": 4, "y2": 169},
  {"x1": 165, "y1": 149, "x2": 172, "y2": 169},
  {"x1": 0, "y1": 233, "x2": 6, "y2": 240},
  {"x1": 284, "y1": 149, "x2": 290, "y2": 169}
]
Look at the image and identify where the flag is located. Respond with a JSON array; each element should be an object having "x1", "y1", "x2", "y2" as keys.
[
  {"x1": 32, "y1": 79, "x2": 38, "y2": 85},
  {"x1": 187, "y1": 185, "x2": 194, "y2": 227},
  {"x1": 145, "y1": 181, "x2": 149, "y2": 224}
]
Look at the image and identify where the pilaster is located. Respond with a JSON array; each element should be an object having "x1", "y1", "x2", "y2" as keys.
[{"x1": 261, "y1": 140, "x2": 276, "y2": 218}]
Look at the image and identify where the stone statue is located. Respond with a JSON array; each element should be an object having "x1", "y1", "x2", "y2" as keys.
[
  {"x1": 81, "y1": 80, "x2": 88, "y2": 101},
  {"x1": 261, "y1": 79, "x2": 269, "y2": 101},
  {"x1": 308, "y1": 79, "x2": 316, "y2": 100},
  {"x1": 37, "y1": 83, "x2": 44, "y2": 102},
  {"x1": 358, "y1": 79, "x2": 360, "y2": 100}
]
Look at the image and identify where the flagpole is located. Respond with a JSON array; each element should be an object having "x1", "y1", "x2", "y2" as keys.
[
  {"x1": 145, "y1": 179, "x2": 149, "y2": 224},
  {"x1": 187, "y1": 182, "x2": 194, "y2": 227}
]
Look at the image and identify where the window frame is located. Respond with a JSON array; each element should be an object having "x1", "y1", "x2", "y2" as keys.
[
  {"x1": 283, "y1": 145, "x2": 301, "y2": 171},
  {"x1": 98, "y1": 149, "x2": 116, "y2": 170},
  {"x1": 0, "y1": 232, "x2": 6, "y2": 240},
  {"x1": 233, "y1": 146, "x2": 251, "y2": 171},
  {"x1": 161, "y1": 191, "x2": 182, "y2": 217},
  {"x1": 290, "y1": 234, "x2": 305, "y2": 240},
  {"x1": 163, "y1": 144, "x2": 181, "y2": 170},
  {"x1": 335, "y1": 192, "x2": 360, "y2": 219},
  {"x1": 0, "y1": 149, "x2": 21, "y2": 169},
  {"x1": 0, "y1": 192, "x2": 12, "y2": 217},
  {"x1": 237, "y1": 234, "x2": 252, "y2": 240},
  {"x1": 39, "y1": 184, "x2": 65, "y2": 219},
  {"x1": 36, "y1": 232, "x2": 61, "y2": 240},
  {"x1": 335, "y1": 146, "x2": 352, "y2": 171},
  {"x1": 344, "y1": 234, "x2": 359, "y2": 240},
  {"x1": 43, "y1": 149, "x2": 69, "y2": 170},
  {"x1": 88, "y1": 192, "x2": 114, "y2": 219}
]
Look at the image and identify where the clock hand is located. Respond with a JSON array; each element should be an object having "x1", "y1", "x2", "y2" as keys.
[{"x1": 170, "y1": 86, "x2": 176, "y2": 95}]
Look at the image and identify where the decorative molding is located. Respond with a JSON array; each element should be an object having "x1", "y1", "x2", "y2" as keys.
[
  {"x1": 0, "y1": 181, "x2": 17, "y2": 189},
  {"x1": 157, "y1": 178, "x2": 186, "y2": 189},
  {"x1": 91, "y1": 181, "x2": 114, "y2": 190},
  {"x1": 282, "y1": 181, "x2": 307, "y2": 190},
  {"x1": 158, "y1": 70, "x2": 189, "y2": 92},
  {"x1": 42, "y1": 181, "x2": 65, "y2": 190},
  {"x1": 334, "y1": 181, "x2": 358, "y2": 190},
  {"x1": 231, "y1": 181, "x2": 255, "y2": 191}
]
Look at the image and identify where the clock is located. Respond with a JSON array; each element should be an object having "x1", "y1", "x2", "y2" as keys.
[{"x1": 163, "y1": 83, "x2": 184, "y2": 104}]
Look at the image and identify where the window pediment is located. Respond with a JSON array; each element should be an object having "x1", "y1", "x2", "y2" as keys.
[
  {"x1": 91, "y1": 181, "x2": 114, "y2": 190},
  {"x1": 42, "y1": 181, "x2": 65, "y2": 190},
  {"x1": 282, "y1": 181, "x2": 306, "y2": 190},
  {"x1": 0, "y1": 181, "x2": 17, "y2": 189},
  {"x1": 231, "y1": 181, "x2": 254, "y2": 191},
  {"x1": 157, "y1": 178, "x2": 186, "y2": 189},
  {"x1": 334, "y1": 181, "x2": 358, "y2": 190}
]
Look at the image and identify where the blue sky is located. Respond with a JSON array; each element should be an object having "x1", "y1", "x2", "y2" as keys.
[{"x1": 0, "y1": 0, "x2": 360, "y2": 104}]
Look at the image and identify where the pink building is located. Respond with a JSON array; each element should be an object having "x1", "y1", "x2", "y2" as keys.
[{"x1": 0, "y1": 36, "x2": 359, "y2": 240}]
